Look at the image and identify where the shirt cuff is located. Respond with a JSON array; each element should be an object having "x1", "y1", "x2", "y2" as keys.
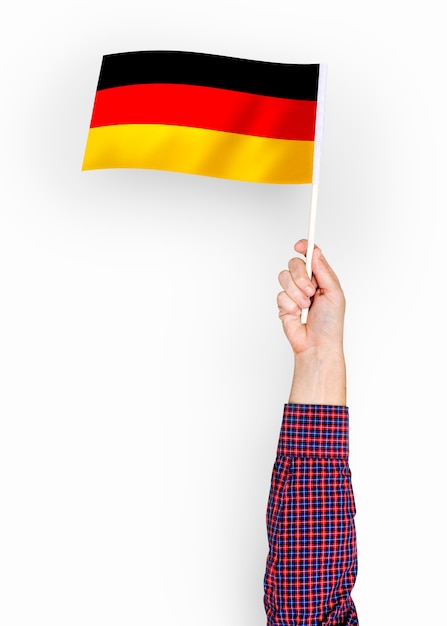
[{"x1": 277, "y1": 404, "x2": 349, "y2": 459}]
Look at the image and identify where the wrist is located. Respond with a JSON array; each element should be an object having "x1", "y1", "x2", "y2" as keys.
[{"x1": 288, "y1": 346, "x2": 346, "y2": 405}]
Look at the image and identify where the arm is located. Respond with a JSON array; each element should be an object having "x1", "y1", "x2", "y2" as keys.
[{"x1": 264, "y1": 240, "x2": 359, "y2": 625}]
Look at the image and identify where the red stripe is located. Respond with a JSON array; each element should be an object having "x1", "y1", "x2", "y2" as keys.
[{"x1": 89, "y1": 83, "x2": 317, "y2": 141}]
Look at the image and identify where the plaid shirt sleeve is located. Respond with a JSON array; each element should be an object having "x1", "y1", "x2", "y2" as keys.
[{"x1": 264, "y1": 404, "x2": 359, "y2": 625}]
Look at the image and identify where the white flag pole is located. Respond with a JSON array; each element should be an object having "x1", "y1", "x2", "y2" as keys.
[
  {"x1": 300, "y1": 183, "x2": 318, "y2": 324},
  {"x1": 300, "y1": 63, "x2": 327, "y2": 325}
]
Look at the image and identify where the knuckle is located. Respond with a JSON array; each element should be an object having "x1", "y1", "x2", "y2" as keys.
[
  {"x1": 277, "y1": 270, "x2": 289, "y2": 285},
  {"x1": 288, "y1": 256, "x2": 306, "y2": 275},
  {"x1": 296, "y1": 276, "x2": 311, "y2": 290},
  {"x1": 277, "y1": 290, "x2": 286, "y2": 303},
  {"x1": 287, "y1": 257, "x2": 299, "y2": 271}
]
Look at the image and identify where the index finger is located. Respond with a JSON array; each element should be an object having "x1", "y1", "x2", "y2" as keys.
[{"x1": 294, "y1": 240, "x2": 341, "y2": 292}]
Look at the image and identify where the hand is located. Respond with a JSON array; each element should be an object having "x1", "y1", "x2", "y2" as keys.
[{"x1": 277, "y1": 239, "x2": 345, "y2": 356}]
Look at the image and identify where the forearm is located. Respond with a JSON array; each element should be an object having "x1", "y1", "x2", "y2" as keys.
[{"x1": 288, "y1": 346, "x2": 346, "y2": 405}]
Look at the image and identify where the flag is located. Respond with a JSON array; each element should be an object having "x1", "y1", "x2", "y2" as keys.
[{"x1": 82, "y1": 51, "x2": 326, "y2": 184}]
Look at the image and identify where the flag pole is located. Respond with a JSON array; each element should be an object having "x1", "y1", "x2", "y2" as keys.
[
  {"x1": 300, "y1": 183, "x2": 318, "y2": 324},
  {"x1": 300, "y1": 63, "x2": 327, "y2": 325}
]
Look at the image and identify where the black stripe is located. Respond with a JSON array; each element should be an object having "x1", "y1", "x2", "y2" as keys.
[{"x1": 97, "y1": 51, "x2": 319, "y2": 101}]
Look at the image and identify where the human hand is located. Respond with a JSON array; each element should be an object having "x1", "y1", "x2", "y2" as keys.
[{"x1": 277, "y1": 239, "x2": 345, "y2": 357}]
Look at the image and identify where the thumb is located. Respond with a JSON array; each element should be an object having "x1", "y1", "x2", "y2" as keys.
[
  {"x1": 293, "y1": 240, "x2": 341, "y2": 292},
  {"x1": 311, "y1": 247, "x2": 341, "y2": 292}
]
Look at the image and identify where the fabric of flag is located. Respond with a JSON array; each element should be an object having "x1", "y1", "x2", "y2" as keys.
[{"x1": 82, "y1": 51, "x2": 326, "y2": 184}]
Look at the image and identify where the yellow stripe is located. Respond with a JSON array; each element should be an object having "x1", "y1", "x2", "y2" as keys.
[{"x1": 82, "y1": 124, "x2": 314, "y2": 184}]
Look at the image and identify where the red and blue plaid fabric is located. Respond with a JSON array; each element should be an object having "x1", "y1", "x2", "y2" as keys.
[{"x1": 264, "y1": 404, "x2": 359, "y2": 625}]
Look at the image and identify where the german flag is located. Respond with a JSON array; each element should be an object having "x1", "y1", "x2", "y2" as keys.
[{"x1": 82, "y1": 51, "x2": 326, "y2": 184}]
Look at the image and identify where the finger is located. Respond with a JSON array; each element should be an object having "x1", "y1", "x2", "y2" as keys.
[
  {"x1": 277, "y1": 291, "x2": 302, "y2": 331},
  {"x1": 277, "y1": 289, "x2": 301, "y2": 315},
  {"x1": 277, "y1": 291, "x2": 306, "y2": 338},
  {"x1": 293, "y1": 240, "x2": 341, "y2": 292},
  {"x1": 293, "y1": 239, "x2": 323, "y2": 269},
  {"x1": 287, "y1": 256, "x2": 315, "y2": 294},
  {"x1": 287, "y1": 256, "x2": 316, "y2": 300},
  {"x1": 294, "y1": 239, "x2": 312, "y2": 256},
  {"x1": 278, "y1": 267, "x2": 314, "y2": 310}
]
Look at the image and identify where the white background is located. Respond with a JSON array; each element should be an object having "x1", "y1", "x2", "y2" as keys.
[{"x1": 1, "y1": 1, "x2": 446, "y2": 624}]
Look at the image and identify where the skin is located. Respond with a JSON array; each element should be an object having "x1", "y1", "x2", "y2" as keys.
[{"x1": 277, "y1": 239, "x2": 346, "y2": 406}]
